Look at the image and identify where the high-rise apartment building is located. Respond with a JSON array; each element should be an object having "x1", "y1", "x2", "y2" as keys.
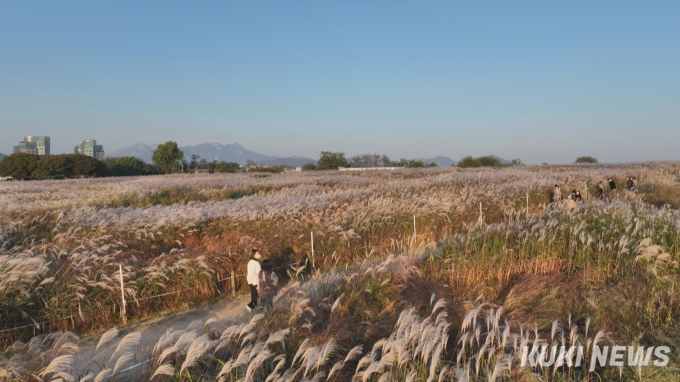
[
  {"x1": 74, "y1": 139, "x2": 105, "y2": 160},
  {"x1": 13, "y1": 136, "x2": 50, "y2": 155}
]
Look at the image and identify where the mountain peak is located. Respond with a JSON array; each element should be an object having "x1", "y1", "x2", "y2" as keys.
[
  {"x1": 108, "y1": 141, "x2": 317, "y2": 167},
  {"x1": 109, "y1": 141, "x2": 278, "y2": 164},
  {"x1": 414, "y1": 156, "x2": 455, "y2": 167}
]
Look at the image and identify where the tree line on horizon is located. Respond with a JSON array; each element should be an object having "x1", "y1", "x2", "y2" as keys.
[
  {"x1": 0, "y1": 142, "x2": 259, "y2": 179},
  {"x1": 0, "y1": 140, "x2": 599, "y2": 179},
  {"x1": 301, "y1": 152, "x2": 528, "y2": 170}
]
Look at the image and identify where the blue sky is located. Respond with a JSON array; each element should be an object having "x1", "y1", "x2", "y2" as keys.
[{"x1": 1, "y1": 1, "x2": 679, "y2": 164}]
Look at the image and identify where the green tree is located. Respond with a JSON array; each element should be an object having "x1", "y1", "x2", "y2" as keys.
[
  {"x1": 510, "y1": 158, "x2": 524, "y2": 166},
  {"x1": 389, "y1": 158, "x2": 409, "y2": 167},
  {"x1": 458, "y1": 156, "x2": 482, "y2": 168},
  {"x1": 407, "y1": 160, "x2": 425, "y2": 168},
  {"x1": 348, "y1": 153, "x2": 391, "y2": 168},
  {"x1": 0, "y1": 153, "x2": 39, "y2": 179},
  {"x1": 70, "y1": 154, "x2": 105, "y2": 176},
  {"x1": 189, "y1": 154, "x2": 200, "y2": 169},
  {"x1": 478, "y1": 156, "x2": 501, "y2": 167},
  {"x1": 34, "y1": 155, "x2": 70, "y2": 179},
  {"x1": 104, "y1": 156, "x2": 161, "y2": 176},
  {"x1": 215, "y1": 161, "x2": 241, "y2": 173},
  {"x1": 427, "y1": 162, "x2": 438, "y2": 168},
  {"x1": 302, "y1": 162, "x2": 317, "y2": 171},
  {"x1": 575, "y1": 156, "x2": 598, "y2": 164},
  {"x1": 152, "y1": 141, "x2": 184, "y2": 174},
  {"x1": 248, "y1": 165, "x2": 288, "y2": 173},
  {"x1": 317, "y1": 151, "x2": 349, "y2": 170}
]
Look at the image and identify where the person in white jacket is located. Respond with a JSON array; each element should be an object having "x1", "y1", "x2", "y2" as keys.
[{"x1": 246, "y1": 249, "x2": 262, "y2": 312}]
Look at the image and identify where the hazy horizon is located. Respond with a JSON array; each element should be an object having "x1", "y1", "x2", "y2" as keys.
[{"x1": 2, "y1": 2, "x2": 679, "y2": 164}]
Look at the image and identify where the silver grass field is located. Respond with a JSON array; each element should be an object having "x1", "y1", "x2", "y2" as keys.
[{"x1": 1, "y1": 163, "x2": 679, "y2": 381}]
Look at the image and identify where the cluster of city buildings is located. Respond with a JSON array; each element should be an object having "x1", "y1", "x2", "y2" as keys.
[{"x1": 12, "y1": 136, "x2": 105, "y2": 160}]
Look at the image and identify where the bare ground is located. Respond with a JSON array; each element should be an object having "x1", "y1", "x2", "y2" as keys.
[
  {"x1": 70, "y1": 244, "x2": 436, "y2": 381},
  {"x1": 71, "y1": 292, "x2": 254, "y2": 381}
]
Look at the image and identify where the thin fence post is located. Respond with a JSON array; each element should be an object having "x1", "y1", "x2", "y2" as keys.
[
  {"x1": 479, "y1": 202, "x2": 483, "y2": 227},
  {"x1": 119, "y1": 264, "x2": 127, "y2": 325},
  {"x1": 526, "y1": 191, "x2": 529, "y2": 215},
  {"x1": 311, "y1": 232, "x2": 315, "y2": 270},
  {"x1": 230, "y1": 270, "x2": 236, "y2": 296},
  {"x1": 413, "y1": 215, "x2": 417, "y2": 247}
]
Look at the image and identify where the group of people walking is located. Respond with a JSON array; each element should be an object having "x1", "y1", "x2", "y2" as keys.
[
  {"x1": 552, "y1": 185, "x2": 583, "y2": 204},
  {"x1": 246, "y1": 249, "x2": 279, "y2": 312},
  {"x1": 552, "y1": 176, "x2": 637, "y2": 205}
]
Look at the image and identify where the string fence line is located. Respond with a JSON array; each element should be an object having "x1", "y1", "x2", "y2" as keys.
[{"x1": 1, "y1": 231, "x2": 436, "y2": 334}]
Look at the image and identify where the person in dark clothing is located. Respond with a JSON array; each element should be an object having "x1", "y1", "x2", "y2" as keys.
[
  {"x1": 575, "y1": 190, "x2": 583, "y2": 202},
  {"x1": 627, "y1": 176, "x2": 635, "y2": 190},
  {"x1": 608, "y1": 177, "x2": 617, "y2": 199},
  {"x1": 258, "y1": 259, "x2": 279, "y2": 310}
]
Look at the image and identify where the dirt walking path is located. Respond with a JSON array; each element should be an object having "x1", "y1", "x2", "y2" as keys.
[
  {"x1": 72, "y1": 292, "x2": 253, "y2": 381},
  {"x1": 71, "y1": 243, "x2": 437, "y2": 381}
]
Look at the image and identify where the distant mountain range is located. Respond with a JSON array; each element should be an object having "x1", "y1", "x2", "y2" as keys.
[
  {"x1": 108, "y1": 143, "x2": 158, "y2": 162},
  {"x1": 108, "y1": 142, "x2": 509, "y2": 168},
  {"x1": 415, "y1": 156, "x2": 456, "y2": 167},
  {"x1": 109, "y1": 142, "x2": 317, "y2": 167}
]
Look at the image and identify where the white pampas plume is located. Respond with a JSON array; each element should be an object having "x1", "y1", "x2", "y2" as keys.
[
  {"x1": 153, "y1": 329, "x2": 183, "y2": 355},
  {"x1": 551, "y1": 320, "x2": 562, "y2": 342},
  {"x1": 344, "y1": 345, "x2": 364, "y2": 365},
  {"x1": 315, "y1": 338, "x2": 336, "y2": 371},
  {"x1": 362, "y1": 362, "x2": 380, "y2": 382},
  {"x1": 292, "y1": 338, "x2": 311, "y2": 366},
  {"x1": 303, "y1": 346, "x2": 321, "y2": 377},
  {"x1": 174, "y1": 331, "x2": 198, "y2": 351},
  {"x1": 591, "y1": 330, "x2": 606, "y2": 350},
  {"x1": 181, "y1": 334, "x2": 214, "y2": 372},
  {"x1": 151, "y1": 363, "x2": 176, "y2": 379},
  {"x1": 431, "y1": 298, "x2": 447, "y2": 316},
  {"x1": 405, "y1": 370, "x2": 417, "y2": 382},
  {"x1": 265, "y1": 328, "x2": 290, "y2": 350},
  {"x1": 490, "y1": 356, "x2": 510, "y2": 382},
  {"x1": 93, "y1": 368, "x2": 111, "y2": 382},
  {"x1": 111, "y1": 332, "x2": 141, "y2": 360},
  {"x1": 39, "y1": 355, "x2": 74, "y2": 380},
  {"x1": 355, "y1": 353, "x2": 371, "y2": 373},
  {"x1": 239, "y1": 313, "x2": 265, "y2": 338},
  {"x1": 246, "y1": 349, "x2": 273, "y2": 378},
  {"x1": 438, "y1": 365, "x2": 449, "y2": 382},
  {"x1": 95, "y1": 327, "x2": 119, "y2": 352},
  {"x1": 327, "y1": 360, "x2": 344, "y2": 381},
  {"x1": 265, "y1": 355, "x2": 287, "y2": 382},
  {"x1": 331, "y1": 294, "x2": 343, "y2": 314},
  {"x1": 113, "y1": 353, "x2": 135, "y2": 374}
]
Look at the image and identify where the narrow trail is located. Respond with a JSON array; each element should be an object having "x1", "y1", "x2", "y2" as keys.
[
  {"x1": 70, "y1": 242, "x2": 438, "y2": 381},
  {"x1": 72, "y1": 292, "x2": 253, "y2": 381}
]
